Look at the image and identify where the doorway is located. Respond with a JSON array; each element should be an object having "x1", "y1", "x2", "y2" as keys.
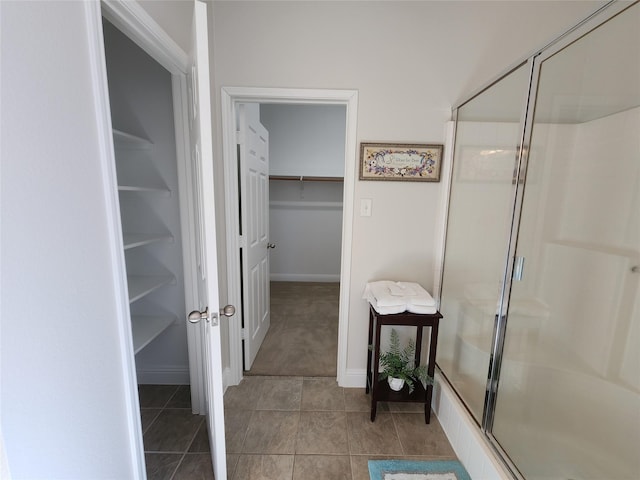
[
  {"x1": 239, "y1": 102, "x2": 346, "y2": 376},
  {"x1": 221, "y1": 88, "x2": 359, "y2": 387}
]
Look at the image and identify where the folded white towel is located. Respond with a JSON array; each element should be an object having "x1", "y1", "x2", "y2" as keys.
[
  {"x1": 406, "y1": 303, "x2": 438, "y2": 314},
  {"x1": 365, "y1": 281, "x2": 407, "y2": 307},
  {"x1": 363, "y1": 280, "x2": 437, "y2": 315},
  {"x1": 369, "y1": 302, "x2": 408, "y2": 315},
  {"x1": 397, "y1": 282, "x2": 436, "y2": 307},
  {"x1": 388, "y1": 282, "x2": 417, "y2": 296}
]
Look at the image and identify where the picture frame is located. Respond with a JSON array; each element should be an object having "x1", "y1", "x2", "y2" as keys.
[{"x1": 359, "y1": 143, "x2": 443, "y2": 182}]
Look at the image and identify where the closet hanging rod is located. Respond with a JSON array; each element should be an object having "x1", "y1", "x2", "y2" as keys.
[{"x1": 269, "y1": 175, "x2": 343, "y2": 183}]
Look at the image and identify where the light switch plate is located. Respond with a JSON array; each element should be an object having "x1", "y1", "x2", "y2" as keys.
[{"x1": 360, "y1": 198, "x2": 372, "y2": 217}]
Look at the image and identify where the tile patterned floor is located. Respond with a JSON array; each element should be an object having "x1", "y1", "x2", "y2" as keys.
[
  {"x1": 225, "y1": 376, "x2": 457, "y2": 480},
  {"x1": 246, "y1": 282, "x2": 340, "y2": 377},
  {"x1": 141, "y1": 377, "x2": 458, "y2": 479},
  {"x1": 140, "y1": 385, "x2": 214, "y2": 480},
  {"x1": 140, "y1": 282, "x2": 457, "y2": 479}
]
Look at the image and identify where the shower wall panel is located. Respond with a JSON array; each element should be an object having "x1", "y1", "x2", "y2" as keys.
[{"x1": 439, "y1": 3, "x2": 639, "y2": 479}]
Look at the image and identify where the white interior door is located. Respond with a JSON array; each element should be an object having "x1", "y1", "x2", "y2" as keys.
[
  {"x1": 238, "y1": 104, "x2": 271, "y2": 370},
  {"x1": 188, "y1": 2, "x2": 226, "y2": 478}
]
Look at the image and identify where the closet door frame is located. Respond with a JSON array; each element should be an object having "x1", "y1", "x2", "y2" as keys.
[
  {"x1": 100, "y1": 0, "x2": 205, "y2": 407},
  {"x1": 220, "y1": 87, "x2": 359, "y2": 387},
  {"x1": 90, "y1": 1, "x2": 207, "y2": 476}
]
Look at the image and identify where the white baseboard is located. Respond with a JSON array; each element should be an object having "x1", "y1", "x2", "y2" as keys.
[
  {"x1": 339, "y1": 368, "x2": 367, "y2": 388},
  {"x1": 270, "y1": 273, "x2": 340, "y2": 283},
  {"x1": 222, "y1": 366, "x2": 233, "y2": 393},
  {"x1": 432, "y1": 372, "x2": 511, "y2": 480},
  {"x1": 136, "y1": 365, "x2": 190, "y2": 385}
]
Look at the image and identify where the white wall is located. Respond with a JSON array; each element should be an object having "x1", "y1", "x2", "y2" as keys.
[
  {"x1": 1, "y1": 2, "x2": 139, "y2": 478},
  {"x1": 210, "y1": 0, "x2": 606, "y2": 379},
  {"x1": 269, "y1": 180, "x2": 344, "y2": 282},
  {"x1": 138, "y1": 0, "x2": 193, "y2": 54},
  {"x1": 260, "y1": 104, "x2": 346, "y2": 177}
]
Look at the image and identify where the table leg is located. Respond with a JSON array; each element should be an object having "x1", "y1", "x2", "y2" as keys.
[
  {"x1": 371, "y1": 317, "x2": 382, "y2": 422},
  {"x1": 366, "y1": 307, "x2": 374, "y2": 394},
  {"x1": 424, "y1": 321, "x2": 439, "y2": 424}
]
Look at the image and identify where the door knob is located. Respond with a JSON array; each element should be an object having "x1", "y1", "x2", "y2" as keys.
[
  {"x1": 220, "y1": 305, "x2": 236, "y2": 317},
  {"x1": 267, "y1": 243, "x2": 276, "y2": 249},
  {"x1": 188, "y1": 307, "x2": 209, "y2": 324}
]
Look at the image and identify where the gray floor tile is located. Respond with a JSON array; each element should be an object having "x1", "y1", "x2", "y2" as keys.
[
  {"x1": 138, "y1": 385, "x2": 179, "y2": 408},
  {"x1": 166, "y1": 385, "x2": 192, "y2": 409},
  {"x1": 140, "y1": 408, "x2": 162, "y2": 434},
  {"x1": 143, "y1": 409, "x2": 203, "y2": 452},
  {"x1": 242, "y1": 410, "x2": 300, "y2": 454},
  {"x1": 293, "y1": 455, "x2": 351, "y2": 480},
  {"x1": 225, "y1": 408, "x2": 252, "y2": 453},
  {"x1": 392, "y1": 413, "x2": 457, "y2": 457},
  {"x1": 144, "y1": 453, "x2": 181, "y2": 480},
  {"x1": 189, "y1": 422, "x2": 211, "y2": 453},
  {"x1": 301, "y1": 377, "x2": 345, "y2": 411},
  {"x1": 247, "y1": 282, "x2": 339, "y2": 377},
  {"x1": 224, "y1": 376, "x2": 266, "y2": 410},
  {"x1": 346, "y1": 412, "x2": 403, "y2": 455},
  {"x1": 257, "y1": 377, "x2": 303, "y2": 411},
  {"x1": 227, "y1": 454, "x2": 240, "y2": 479},
  {"x1": 172, "y1": 453, "x2": 214, "y2": 480},
  {"x1": 344, "y1": 388, "x2": 388, "y2": 413},
  {"x1": 384, "y1": 401, "x2": 425, "y2": 413},
  {"x1": 232, "y1": 454, "x2": 295, "y2": 480},
  {"x1": 295, "y1": 411, "x2": 348, "y2": 455}
]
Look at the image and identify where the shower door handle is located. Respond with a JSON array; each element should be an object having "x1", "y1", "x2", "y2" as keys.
[{"x1": 513, "y1": 256, "x2": 525, "y2": 281}]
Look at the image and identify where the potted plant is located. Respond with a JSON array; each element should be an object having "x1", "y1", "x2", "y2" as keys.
[{"x1": 379, "y1": 328, "x2": 433, "y2": 393}]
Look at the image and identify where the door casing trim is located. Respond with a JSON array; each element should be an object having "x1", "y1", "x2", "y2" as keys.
[
  {"x1": 92, "y1": 1, "x2": 205, "y2": 476},
  {"x1": 221, "y1": 87, "x2": 359, "y2": 387}
]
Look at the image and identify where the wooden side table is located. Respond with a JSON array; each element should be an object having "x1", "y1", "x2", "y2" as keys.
[{"x1": 365, "y1": 304, "x2": 442, "y2": 423}]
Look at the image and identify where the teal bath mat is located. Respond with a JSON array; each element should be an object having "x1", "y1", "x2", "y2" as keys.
[{"x1": 368, "y1": 459, "x2": 472, "y2": 480}]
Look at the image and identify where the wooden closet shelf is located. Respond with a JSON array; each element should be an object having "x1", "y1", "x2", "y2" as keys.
[{"x1": 269, "y1": 175, "x2": 343, "y2": 182}]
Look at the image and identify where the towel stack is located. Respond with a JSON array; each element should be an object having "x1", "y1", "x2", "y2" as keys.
[{"x1": 363, "y1": 281, "x2": 437, "y2": 315}]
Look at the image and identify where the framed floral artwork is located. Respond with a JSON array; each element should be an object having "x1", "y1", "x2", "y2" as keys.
[{"x1": 359, "y1": 143, "x2": 443, "y2": 181}]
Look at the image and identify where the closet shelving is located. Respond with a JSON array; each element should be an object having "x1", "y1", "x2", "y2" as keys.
[
  {"x1": 114, "y1": 129, "x2": 171, "y2": 195},
  {"x1": 113, "y1": 128, "x2": 177, "y2": 355},
  {"x1": 269, "y1": 174, "x2": 343, "y2": 182},
  {"x1": 127, "y1": 274, "x2": 174, "y2": 303},
  {"x1": 123, "y1": 232, "x2": 173, "y2": 250}
]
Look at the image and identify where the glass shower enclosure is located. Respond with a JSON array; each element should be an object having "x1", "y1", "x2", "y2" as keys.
[{"x1": 437, "y1": 2, "x2": 639, "y2": 479}]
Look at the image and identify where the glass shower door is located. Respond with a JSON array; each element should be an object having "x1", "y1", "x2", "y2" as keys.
[
  {"x1": 437, "y1": 64, "x2": 530, "y2": 423},
  {"x1": 492, "y1": 3, "x2": 640, "y2": 479}
]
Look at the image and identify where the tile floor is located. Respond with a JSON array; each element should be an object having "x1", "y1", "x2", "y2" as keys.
[
  {"x1": 140, "y1": 384, "x2": 214, "y2": 480},
  {"x1": 226, "y1": 376, "x2": 457, "y2": 479},
  {"x1": 247, "y1": 282, "x2": 340, "y2": 377},
  {"x1": 140, "y1": 377, "x2": 457, "y2": 480}
]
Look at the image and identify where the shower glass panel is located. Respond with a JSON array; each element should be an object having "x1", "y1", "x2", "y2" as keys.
[
  {"x1": 492, "y1": 3, "x2": 640, "y2": 479},
  {"x1": 437, "y1": 64, "x2": 529, "y2": 423}
]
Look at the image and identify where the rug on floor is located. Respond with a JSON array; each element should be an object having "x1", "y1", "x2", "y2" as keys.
[{"x1": 368, "y1": 460, "x2": 471, "y2": 480}]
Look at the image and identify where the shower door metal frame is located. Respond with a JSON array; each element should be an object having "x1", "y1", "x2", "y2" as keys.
[{"x1": 439, "y1": 1, "x2": 636, "y2": 478}]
